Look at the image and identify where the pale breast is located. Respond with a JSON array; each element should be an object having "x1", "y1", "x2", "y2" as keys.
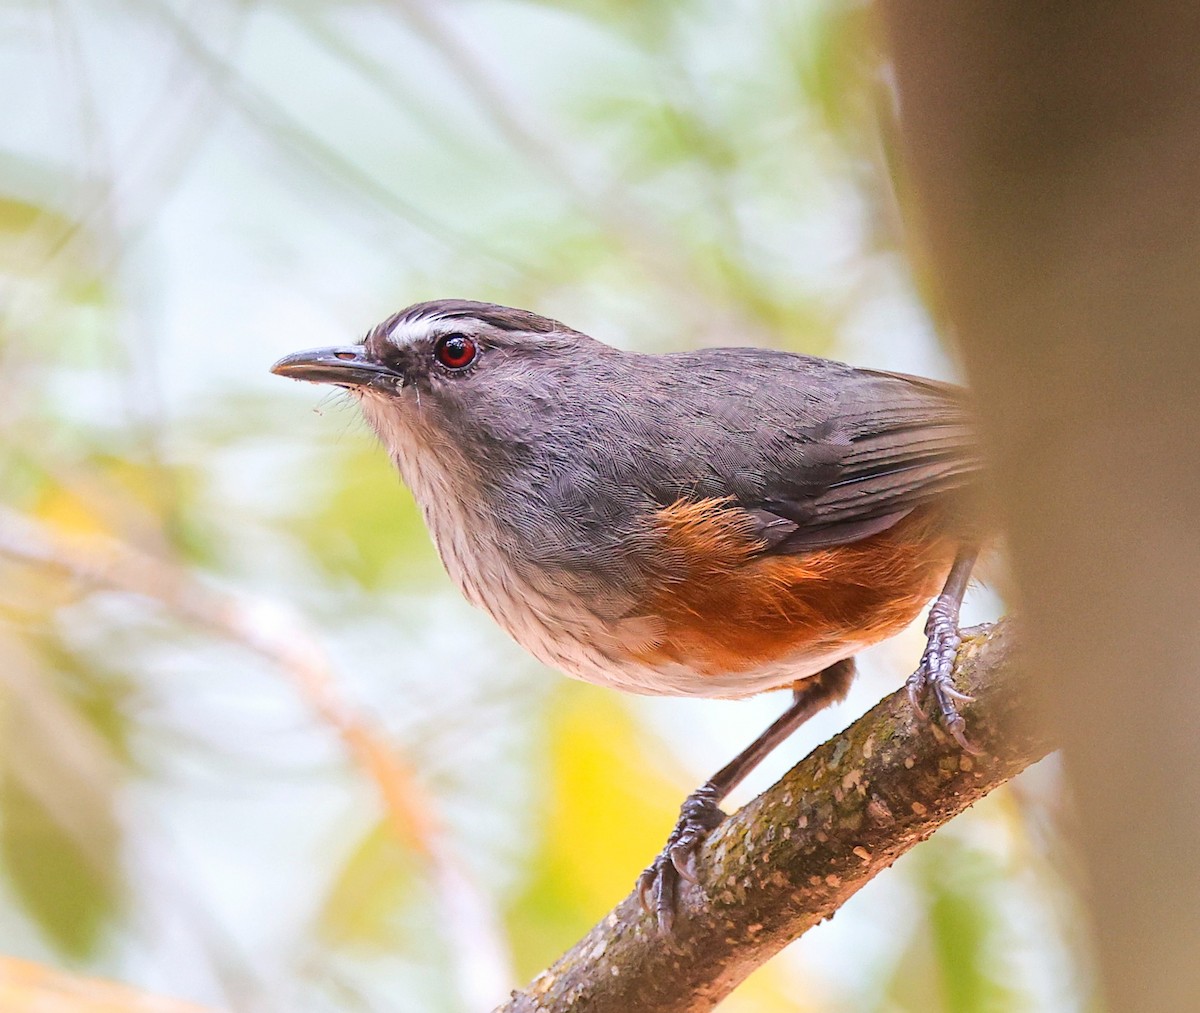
[
  {"x1": 413, "y1": 493, "x2": 862, "y2": 699},
  {"x1": 358, "y1": 394, "x2": 947, "y2": 700}
]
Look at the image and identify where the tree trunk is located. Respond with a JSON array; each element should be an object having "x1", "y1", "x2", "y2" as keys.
[{"x1": 880, "y1": 8, "x2": 1200, "y2": 1011}]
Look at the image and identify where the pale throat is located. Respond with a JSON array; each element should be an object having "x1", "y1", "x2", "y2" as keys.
[
  {"x1": 357, "y1": 392, "x2": 484, "y2": 573},
  {"x1": 355, "y1": 390, "x2": 647, "y2": 683}
]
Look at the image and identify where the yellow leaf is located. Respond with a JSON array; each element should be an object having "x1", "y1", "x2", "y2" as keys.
[
  {"x1": 317, "y1": 819, "x2": 419, "y2": 948},
  {"x1": 33, "y1": 488, "x2": 111, "y2": 541},
  {"x1": 506, "y1": 682, "x2": 684, "y2": 975}
]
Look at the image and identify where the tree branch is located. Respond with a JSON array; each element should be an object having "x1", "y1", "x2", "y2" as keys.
[{"x1": 499, "y1": 620, "x2": 1048, "y2": 1012}]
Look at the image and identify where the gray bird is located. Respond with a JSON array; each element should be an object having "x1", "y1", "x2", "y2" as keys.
[{"x1": 272, "y1": 299, "x2": 984, "y2": 929}]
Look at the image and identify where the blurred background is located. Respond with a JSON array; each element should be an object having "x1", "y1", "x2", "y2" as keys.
[{"x1": 0, "y1": 1, "x2": 1096, "y2": 1010}]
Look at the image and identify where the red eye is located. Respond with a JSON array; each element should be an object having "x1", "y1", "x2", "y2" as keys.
[{"x1": 434, "y1": 333, "x2": 478, "y2": 370}]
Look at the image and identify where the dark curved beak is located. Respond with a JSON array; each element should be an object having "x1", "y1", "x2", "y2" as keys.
[{"x1": 270, "y1": 346, "x2": 399, "y2": 389}]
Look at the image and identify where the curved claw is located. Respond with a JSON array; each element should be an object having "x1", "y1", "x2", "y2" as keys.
[
  {"x1": 636, "y1": 785, "x2": 726, "y2": 932},
  {"x1": 670, "y1": 844, "x2": 700, "y2": 884},
  {"x1": 908, "y1": 596, "x2": 981, "y2": 754},
  {"x1": 655, "y1": 871, "x2": 677, "y2": 934},
  {"x1": 946, "y1": 716, "x2": 983, "y2": 756},
  {"x1": 906, "y1": 675, "x2": 929, "y2": 720},
  {"x1": 636, "y1": 867, "x2": 656, "y2": 916}
]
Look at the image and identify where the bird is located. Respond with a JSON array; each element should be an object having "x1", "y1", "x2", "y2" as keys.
[{"x1": 271, "y1": 299, "x2": 986, "y2": 931}]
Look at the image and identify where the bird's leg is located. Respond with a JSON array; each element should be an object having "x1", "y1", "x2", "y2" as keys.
[
  {"x1": 637, "y1": 658, "x2": 855, "y2": 933},
  {"x1": 906, "y1": 546, "x2": 980, "y2": 754}
]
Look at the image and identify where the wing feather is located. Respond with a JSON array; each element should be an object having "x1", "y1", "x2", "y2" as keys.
[{"x1": 742, "y1": 369, "x2": 980, "y2": 554}]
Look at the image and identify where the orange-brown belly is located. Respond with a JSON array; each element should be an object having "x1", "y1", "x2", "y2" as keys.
[{"x1": 627, "y1": 501, "x2": 958, "y2": 683}]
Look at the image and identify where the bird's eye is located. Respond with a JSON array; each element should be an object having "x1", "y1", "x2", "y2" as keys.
[{"x1": 434, "y1": 333, "x2": 478, "y2": 370}]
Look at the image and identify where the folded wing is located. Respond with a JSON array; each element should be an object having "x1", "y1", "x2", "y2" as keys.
[{"x1": 741, "y1": 369, "x2": 982, "y2": 554}]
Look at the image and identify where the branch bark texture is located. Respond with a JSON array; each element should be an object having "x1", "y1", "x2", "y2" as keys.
[{"x1": 499, "y1": 620, "x2": 1048, "y2": 1012}]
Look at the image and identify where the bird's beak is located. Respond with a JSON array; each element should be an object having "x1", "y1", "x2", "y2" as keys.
[{"x1": 270, "y1": 346, "x2": 399, "y2": 389}]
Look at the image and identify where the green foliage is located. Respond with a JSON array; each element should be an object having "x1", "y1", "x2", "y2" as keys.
[
  {"x1": 35, "y1": 638, "x2": 134, "y2": 765},
  {"x1": 793, "y1": 3, "x2": 877, "y2": 146},
  {"x1": 318, "y1": 818, "x2": 421, "y2": 948},
  {"x1": 0, "y1": 194, "x2": 77, "y2": 273},
  {"x1": 0, "y1": 165, "x2": 105, "y2": 306},
  {"x1": 884, "y1": 832, "x2": 1021, "y2": 1013},
  {"x1": 0, "y1": 777, "x2": 117, "y2": 959},
  {"x1": 287, "y1": 440, "x2": 439, "y2": 590},
  {"x1": 0, "y1": 636, "x2": 128, "y2": 958}
]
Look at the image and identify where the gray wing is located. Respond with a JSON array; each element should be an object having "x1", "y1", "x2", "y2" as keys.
[
  {"x1": 618, "y1": 349, "x2": 980, "y2": 555},
  {"x1": 736, "y1": 366, "x2": 981, "y2": 554},
  {"x1": 519, "y1": 348, "x2": 981, "y2": 570}
]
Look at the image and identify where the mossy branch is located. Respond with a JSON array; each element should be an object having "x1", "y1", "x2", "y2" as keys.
[{"x1": 498, "y1": 620, "x2": 1048, "y2": 1012}]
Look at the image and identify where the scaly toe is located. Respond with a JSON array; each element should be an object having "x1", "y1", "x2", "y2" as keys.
[
  {"x1": 906, "y1": 671, "x2": 930, "y2": 719},
  {"x1": 636, "y1": 784, "x2": 726, "y2": 932},
  {"x1": 636, "y1": 864, "x2": 658, "y2": 915},
  {"x1": 909, "y1": 612, "x2": 979, "y2": 753}
]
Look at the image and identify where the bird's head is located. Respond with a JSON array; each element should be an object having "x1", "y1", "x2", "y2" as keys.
[
  {"x1": 271, "y1": 300, "x2": 614, "y2": 467},
  {"x1": 271, "y1": 299, "x2": 593, "y2": 395}
]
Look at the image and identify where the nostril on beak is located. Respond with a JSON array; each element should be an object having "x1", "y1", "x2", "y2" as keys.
[{"x1": 270, "y1": 346, "x2": 396, "y2": 387}]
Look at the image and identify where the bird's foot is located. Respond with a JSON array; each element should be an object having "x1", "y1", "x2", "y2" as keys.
[
  {"x1": 905, "y1": 598, "x2": 981, "y2": 755},
  {"x1": 636, "y1": 782, "x2": 725, "y2": 933}
]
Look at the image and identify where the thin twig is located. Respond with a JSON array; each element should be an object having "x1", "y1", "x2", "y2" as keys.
[
  {"x1": 386, "y1": 0, "x2": 775, "y2": 343},
  {"x1": 0, "y1": 505, "x2": 515, "y2": 1002}
]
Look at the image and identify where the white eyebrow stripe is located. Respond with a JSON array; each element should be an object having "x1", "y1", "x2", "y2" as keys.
[{"x1": 387, "y1": 317, "x2": 446, "y2": 348}]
